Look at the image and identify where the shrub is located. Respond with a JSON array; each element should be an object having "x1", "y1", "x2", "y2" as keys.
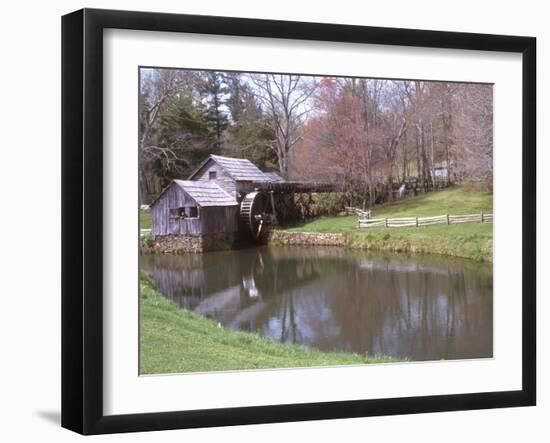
[{"x1": 309, "y1": 193, "x2": 346, "y2": 217}]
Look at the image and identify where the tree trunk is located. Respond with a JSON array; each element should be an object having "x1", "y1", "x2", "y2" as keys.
[
  {"x1": 139, "y1": 164, "x2": 149, "y2": 205},
  {"x1": 421, "y1": 128, "x2": 432, "y2": 192},
  {"x1": 443, "y1": 112, "x2": 452, "y2": 186},
  {"x1": 416, "y1": 125, "x2": 423, "y2": 193}
]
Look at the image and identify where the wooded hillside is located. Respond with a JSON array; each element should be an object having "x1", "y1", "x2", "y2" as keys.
[{"x1": 139, "y1": 68, "x2": 493, "y2": 204}]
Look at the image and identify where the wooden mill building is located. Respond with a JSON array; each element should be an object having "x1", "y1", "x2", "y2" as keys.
[
  {"x1": 187, "y1": 154, "x2": 277, "y2": 199},
  {"x1": 150, "y1": 180, "x2": 238, "y2": 237},
  {"x1": 150, "y1": 154, "x2": 334, "y2": 253}
]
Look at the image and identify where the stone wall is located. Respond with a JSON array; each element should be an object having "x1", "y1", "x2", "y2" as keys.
[
  {"x1": 142, "y1": 233, "x2": 237, "y2": 254},
  {"x1": 142, "y1": 231, "x2": 347, "y2": 254},
  {"x1": 268, "y1": 231, "x2": 346, "y2": 247}
]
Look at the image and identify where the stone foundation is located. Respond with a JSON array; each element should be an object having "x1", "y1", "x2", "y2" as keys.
[
  {"x1": 268, "y1": 231, "x2": 345, "y2": 247},
  {"x1": 142, "y1": 233, "x2": 237, "y2": 254},
  {"x1": 141, "y1": 231, "x2": 347, "y2": 254}
]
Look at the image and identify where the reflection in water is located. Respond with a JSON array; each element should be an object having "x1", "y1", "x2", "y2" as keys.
[{"x1": 141, "y1": 247, "x2": 493, "y2": 361}]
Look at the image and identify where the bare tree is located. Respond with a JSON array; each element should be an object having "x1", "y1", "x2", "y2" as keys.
[
  {"x1": 139, "y1": 69, "x2": 196, "y2": 202},
  {"x1": 454, "y1": 84, "x2": 493, "y2": 187},
  {"x1": 381, "y1": 117, "x2": 408, "y2": 200},
  {"x1": 249, "y1": 74, "x2": 317, "y2": 178}
]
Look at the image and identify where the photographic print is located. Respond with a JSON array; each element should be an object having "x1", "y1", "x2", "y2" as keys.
[
  {"x1": 61, "y1": 9, "x2": 535, "y2": 433},
  {"x1": 138, "y1": 68, "x2": 493, "y2": 375}
]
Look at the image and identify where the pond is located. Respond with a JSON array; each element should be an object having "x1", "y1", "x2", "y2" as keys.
[{"x1": 141, "y1": 246, "x2": 493, "y2": 362}]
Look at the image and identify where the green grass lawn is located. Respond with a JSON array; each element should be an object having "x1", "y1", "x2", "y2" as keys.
[
  {"x1": 281, "y1": 186, "x2": 493, "y2": 262},
  {"x1": 140, "y1": 211, "x2": 152, "y2": 229},
  {"x1": 140, "y1": 275, "x2": 399, "y2": 374}
]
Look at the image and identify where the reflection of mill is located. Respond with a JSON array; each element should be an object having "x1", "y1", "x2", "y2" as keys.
[
  {"x1": 143, "y1": 249, "x2": 320, "y2": 337},
  {"x1": 252, "y1": 251, "x2": 320, "y2": 343},
  {"x1": 141, "y1": 250, "x2": 493, "y2": 360},
  {"x1": 235, "y1": 250, "x2": 320, "y2": 341}
]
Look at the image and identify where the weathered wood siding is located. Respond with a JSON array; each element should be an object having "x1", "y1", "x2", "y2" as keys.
[
  {"x1": 200, "y1": 206, "x2": 239, "y2": 235},
  {"x1": 236, "y1": 181, "x2": 255, "y2": 196},
  {"x1": 151, "y1": 183, "x2": 193, "y2": 236},
  {"x1": 151, "y1": 182, "x2": 239, "y2": 236},
  {"x1": 193, "y1": 159, "x2": 237, "y2": 198}
]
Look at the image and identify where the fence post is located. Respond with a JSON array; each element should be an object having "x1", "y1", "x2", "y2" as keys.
[
  {"x1": 416, "y1": 216, "x2": 419, "y2": 227},
  {"x1": 385, "y1": 218, "x2": 388, "y2": 227},
  {"x1": 446, "y1": 214, "x2": 450, "y2": 225},
  {"x1": 481, "y1": 212, "x2": 484, "y2": 223}
]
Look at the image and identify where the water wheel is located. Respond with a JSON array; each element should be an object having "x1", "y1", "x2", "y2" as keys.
[{"x1": 240, "y1": 191, "x2": 276, "y2": 242}]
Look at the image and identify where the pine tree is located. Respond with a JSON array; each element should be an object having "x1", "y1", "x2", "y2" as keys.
[
  {"x1": 199, "y1": 71, "x2": 229, "y2": 151},
  {"x1": 153, "y1": 91, "x2": 212, "y2": 181},
  {"x1": 226, "y1": 74, "x2": 277, "y2": 170}
]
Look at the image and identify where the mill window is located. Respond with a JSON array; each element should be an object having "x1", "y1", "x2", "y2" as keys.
[
  {"x1": 186, "y1": 206, "x2": 199, "y2": 218},
  {"x1": 169, "y1": 206, "x2": 199, "y2": 219}
]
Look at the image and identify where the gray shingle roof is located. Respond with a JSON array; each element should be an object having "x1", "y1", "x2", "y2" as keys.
[
  {"x1": 173, "y1": 180, "x2": 237, "y2": 207},
  {"x1": 263, "y1": 171, "x2": 285, "y2": 182},
  {"x1": 209, "y1": 154, "x2": 269, "y2": 181}
]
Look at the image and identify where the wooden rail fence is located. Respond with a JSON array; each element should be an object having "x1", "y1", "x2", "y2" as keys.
[
  {"x1": 345, "y1": 206, "x2": 372, "y2": 218},
  {"x1": 358, "y1": 212, "x2": 493, "y2": 228}
]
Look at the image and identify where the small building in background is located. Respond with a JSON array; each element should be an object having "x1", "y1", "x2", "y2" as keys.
[{"x1": 433, "y1": 161, "x2": 449, "y2": 179}]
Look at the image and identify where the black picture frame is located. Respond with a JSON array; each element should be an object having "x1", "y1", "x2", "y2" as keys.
[{"x1": 61, "y1": 8, "x2": 536, "y2": 435}]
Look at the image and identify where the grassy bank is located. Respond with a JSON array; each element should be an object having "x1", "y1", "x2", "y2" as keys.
[
  {"x1": 140, "y1": 276, "x2": 399, "y2": 374},
  {"x1": 281, "y1": 187, "x2": 493, "y2": 262},
  {"x1": 140, "y1": 211, "x2": 151, "y2": 229}
]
